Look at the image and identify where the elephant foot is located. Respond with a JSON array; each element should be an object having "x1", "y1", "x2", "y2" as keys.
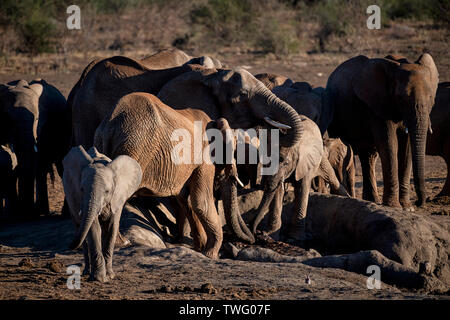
[
  {"x1": 400, "y1": 200, "x2": 415, "y2": 212},
  {"x1": 89, "y1": 269, "x2": 108, "y2": 283},
  {"x1": 202, "y1": 248, "x2": 219, "y2": 260},
  {"x1": 107, "y1": 269, "x2": 115, "y2": 280},
  {"x1": 82, "y1": 267, "x2": 90, "y2": 276},
  {"x1": 382, "y1": 198, "x2": 402, "y2": 208}
]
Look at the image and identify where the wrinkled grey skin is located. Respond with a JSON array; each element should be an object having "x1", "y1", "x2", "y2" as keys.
[
  {"x1": 0, "y1": 79, "x2": 69, "y2": 216},
  {"x1": 158, "y1": 67, "x2": 304, "y2": 243},
  {"x1": 63, "y1": 146, "x2": 142, "y2": 282},
  {"x1": 69, "y1": 50, "x2": 221, "y2": 149},
  {"x1": 324, "y1": 54, "x2": 439, "y2": 209},
  {"x1": 252, "y1": 116, "x2": 349, "y2": 242},
  {"x1": 0, "y1": 144, "x2": 17, "y2": 217}
]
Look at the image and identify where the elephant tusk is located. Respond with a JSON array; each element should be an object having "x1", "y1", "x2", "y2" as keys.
[
  {"x1": 428, "y1": 123, "x2": 433, "y2": 135},
  {"x1": 235, "y1": 175, "x2": 245, "y2": 188},
  {"x1": 34, "y1": 145, "x2": 38, "y2": 153},
  {"x1": 405, "y1": 127, "x2": 408, "y2": 134},
  {"x1": 264, "y1": 117, "x2": 292, "y2": 130}
]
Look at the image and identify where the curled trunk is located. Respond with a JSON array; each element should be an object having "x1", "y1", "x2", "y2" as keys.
[
  {"x1": 221, "y1": 179, "x2": 255, "y2": 244},
  {"x1": 69, "y1": 195, "x2": 100, "y2": 250}
]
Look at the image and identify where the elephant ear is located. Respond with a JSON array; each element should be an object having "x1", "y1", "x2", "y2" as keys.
[
  {"x1": 416, "y1": 53, "x2": 439, "y2": 92},
  {"x1": 29, "y1": 83, "x2": 43, "y2": 98},
  {"x1": 108, "y1": 155, "x2": 142, "y2": 214},
  {"x1": 294, "y1": 118, "x2": 324, "y2": 181},
  {"x1": 62, "y1": 146, "x2": 94, "y2": 214},
  {"x1": 353, "y1": 58, "x2": 398, "y2": 120}
]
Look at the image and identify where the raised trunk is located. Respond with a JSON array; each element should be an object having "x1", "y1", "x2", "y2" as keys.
[
  {"x1": 221, "y1": 179, "x2": 255, "y2": 244},
  {"x1": 254, "y1": 88, "x2": 304, "y2": 148},
  {"x1": 69, "y1": 194, "x2": 101, "y2": 250},
  {"x1": 408, "y1": 118, "x2": 428, "y2": 207}
]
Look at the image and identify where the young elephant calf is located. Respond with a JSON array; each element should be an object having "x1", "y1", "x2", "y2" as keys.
[{"x1": 251, "y1": 116, "x2": 349, "y2": 243}]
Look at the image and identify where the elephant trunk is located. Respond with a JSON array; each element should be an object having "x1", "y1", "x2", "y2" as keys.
[
  {"x1": 407, "y1": 113, "x2": 428, "y2": 207},
  {"x1": 221, "y1": 176, "x2": 255, "y2": 244},
  {"x1": 254, "y1": 87, "x2": 304, "y2": 147},
  {"x1": 69, "y1": 193, "x2": 100, "y2": 250}
]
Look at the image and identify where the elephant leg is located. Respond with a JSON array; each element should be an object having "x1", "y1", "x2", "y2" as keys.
[
  {"x1": 359, "y1": 150, "x2": 379, "y2": 203},
  {"x1": 287, "y1": 176, "x2": 312, "y2": 243},
  {"x1": 317, "y1": 156, "x2": 349, "y2": 196},
  {"x1": 17, "y1": 171, "x2": 35, "y2": 217},
  {"x1": 101, "y1": 214, "x2": 120, "y2": 280},
  {"x1": 189, "y1": 166, "x2": 223, "y2": 259},
  {"x1": 264, "y1": 181, "x2": 284, "y2": 235},
  {"x1": 82, "y1": 242, "x2": 90, "y2": 275},
  {"x1": 86, "y1": 219, "x2": 107, "y2": 282},
  {"x1": 370, "y1": 119, "x2": 401, "y2": 208},
  {"x1": 186, "y1": 207, "x2": 207, "y2": 252},
  {"x1": 397, "y1": 129, "x2": 413, "y2": 209},
  {"x1": 252, "y1": 179, "x2": 281, "y2": 234}
]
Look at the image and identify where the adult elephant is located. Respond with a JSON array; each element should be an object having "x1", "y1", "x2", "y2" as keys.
[
  {"x1": 157, "y1": 67, "x2": 304, "y2": 243},
  {"x1": 324, "y1": 54, "x2": 439, "y2": 209},
  {"x1": 141, "y1": 48, "x2": 222, "y2": 70},
  {"x1": 0, "y1": 79, "x2": 69, "y2": 216},
  {"x1": 69, "y1": 51, "x2": 220, "y2": 149},
  {"x1": 426, "y1": 82, "x2": 450, "y2": 198}
]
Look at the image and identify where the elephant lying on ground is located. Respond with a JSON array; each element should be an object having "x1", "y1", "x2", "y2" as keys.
[
  {"x1": 252, "y1": 116, "x2": 349, "y2": 242},
  {"x1": 0, "y1": 79, "x2": 69, "y2": 217},
  {"x1": 157, "y1": 67, "x2": 304, "y2": 243},
  {"x1": 0, "y1": 144, "x2": 17, "y2": 217},
  {"x1": 324, "y1": 54, "x2": 439, "y2": 210},
  {"x1": 69, "y1": 50, "x2": 220, "y2": 149},
  {"x1": 94, "y1": 93, "x2": 226, "y2": 258},
  {"x1": 254, "y1": 73, "x2": 293, "y2": 90},
  {"x1": 426, "y1": 82, "x2": 450, "y2": 198}
]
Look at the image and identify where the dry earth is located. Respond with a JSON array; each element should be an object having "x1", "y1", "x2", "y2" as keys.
[{"x1": 0, "y1": 21, "x2": 449, "y2": 300}]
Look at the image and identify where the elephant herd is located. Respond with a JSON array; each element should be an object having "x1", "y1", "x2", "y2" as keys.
[{"x1": 0, "y1": 48, "x2": 448, "y2": 283}]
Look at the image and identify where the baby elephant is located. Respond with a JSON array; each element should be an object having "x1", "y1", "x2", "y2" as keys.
[
  {"x1": 63, "y1": 146, "x2": 142, "y2": 282},
  {"x1": 313, "y1": 137, "x2": 356, "y2": 198},
  {"x1": 0, "y1": 145, "x2": 18, "y2": 217},
  {"x1": 252, "y1": 116, "x2": 349, "y2": 243}
]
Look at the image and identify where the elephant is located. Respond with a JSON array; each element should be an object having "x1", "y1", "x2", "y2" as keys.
[
  {"x1": 426, "y1": 82, "x2": 450, "y2": 197},
  {"x1": 0, "y1": 79, "x2": 69, "y2": 216},
  {"x1": 140, "y1": 48, "x2": 222, "y2": 70},
  {"x1": 63, "y1": 146, "x2": 142, "y2": 282},
  {"x1": 0, "y1": 144, "x2": 17, "y2": 217},
  {"x1": 69, "y1": 51, "x2": 221, "y2": 149},
  {"x1": 157, "y1": 67, "x2": 304, "y2": 243},
  {"x1": 254, "y1": 73, "x2": 293, "y2": 90},
  {"x1": 314, "y1": 137, "x2": 356, "y2": 198},
  {"x1": 250, "y1": 116, "x2": 349, "y2": 242},
  {"x1": 323, "y1": 53, "x2": 439, "y2": 209},
  {"x1": 92, "y1": 92, "x2": 228, "y2": 262}
]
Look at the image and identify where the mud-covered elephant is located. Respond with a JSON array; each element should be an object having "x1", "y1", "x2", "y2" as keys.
[
  {"x1": 67, "y1": 93, "x2": 227, "y2": 276},
  {"x1": 69, "y1": 50, "x2": 221, "y2": 149},
  {"x1": 426, "y1": 82, "x2": 450, "y2": 197},
  {"x1": 324, "y1": 54, "x2": 439, "y2": 209},
  {"x1": 0, "y1": 144, "x2": 17, "y2": 217},
  {"x1": 157, "y1": 67, "x2": 304, "y2": 243},
  {"x1": 63, "y1": 146, "x2": 142, "y2": 282},
  {"x1": 251, "y1": 116, "x2": 349, "y2": 242},
  {"x1": 0, "y1": 79, "x2": 69, "y2": 216}
]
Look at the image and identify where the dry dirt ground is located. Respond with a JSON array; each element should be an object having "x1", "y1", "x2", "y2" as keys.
[{"x1": 0, "y1": 24, "x2": 449, "y2": 300}]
